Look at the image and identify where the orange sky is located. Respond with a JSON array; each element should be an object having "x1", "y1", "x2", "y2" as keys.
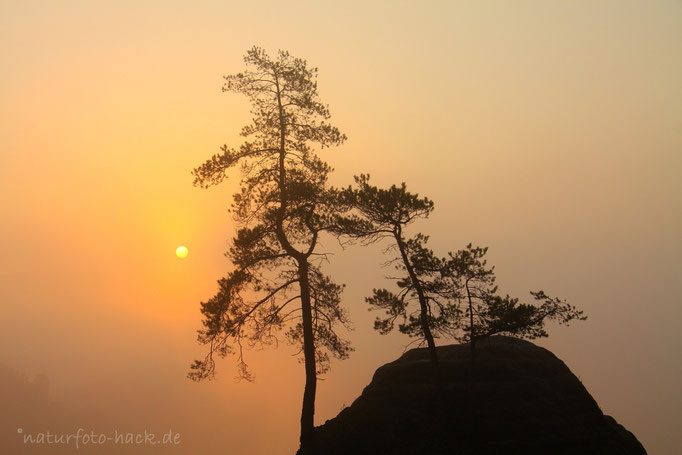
[{"x1": 1, "y1": 1, "x2": 681, "y2": 454}]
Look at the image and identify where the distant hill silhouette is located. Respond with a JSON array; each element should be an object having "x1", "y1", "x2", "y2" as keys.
[
  {"x1": 0, "y1": 364, "x2": 54, "y2": 452},
  {"x1": 314, "y1": 336, "x2": 646, "y2": 455},
  {"x1": 0, "y1": 364, "x2": 49, "y2": 413}
]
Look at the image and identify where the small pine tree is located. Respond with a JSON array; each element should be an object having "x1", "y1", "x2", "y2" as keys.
[
  {"x1": 338, "y1": 175, "x2": 459, "y2": 367},
  {"x1": 444, "y1": 243, "x2": 587, "y2": 354}
]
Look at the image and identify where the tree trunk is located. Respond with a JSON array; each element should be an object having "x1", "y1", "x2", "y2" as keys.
[
  {"x1": 394, "y1": 231, "x2": 438, "y2": 367},
  {"x1": 297, "y1": 259, "x2": 317, "y2": 454},
  {"x1": 466, "y1": 280, "x2": 477, "y2": 437}
]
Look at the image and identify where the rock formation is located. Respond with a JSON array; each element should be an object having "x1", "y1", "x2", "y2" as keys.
[{"x1": 314, "y1": 336, "x2": 646, "y2": 455}]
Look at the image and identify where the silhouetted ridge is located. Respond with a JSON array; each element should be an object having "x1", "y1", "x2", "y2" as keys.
[{"x1": 314, "y1": 336, "x2": 646, "y2": 455}]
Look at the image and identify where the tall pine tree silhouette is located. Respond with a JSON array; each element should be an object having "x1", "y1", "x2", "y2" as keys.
[{"x1": 189, "y1": 47, "x2": 351, "y2": 454}]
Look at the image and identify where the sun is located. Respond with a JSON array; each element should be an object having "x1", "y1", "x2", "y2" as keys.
[{"x1": 175, "y1": 246, "x2": 188, "y2": 259}]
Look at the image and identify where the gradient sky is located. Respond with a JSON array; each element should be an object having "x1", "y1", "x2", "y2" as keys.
[{"x1": 1, "y1": 1, "x2": 681, "y2": 454}]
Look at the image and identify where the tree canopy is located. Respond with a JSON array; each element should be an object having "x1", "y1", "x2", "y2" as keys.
[{"x1": 339, "y1": 176, "x2": 586, "y2": 368}]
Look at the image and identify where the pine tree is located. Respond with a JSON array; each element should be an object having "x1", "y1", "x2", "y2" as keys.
[
  {"x1": 339, "y1": 175, "x2": 458, "y2": 367},
  {"x1": 188, "y1": 47, "x2": 351, "y2": 453},
  {"x1": 444, "y1": 243, "x2": 587, "y2": 353}
]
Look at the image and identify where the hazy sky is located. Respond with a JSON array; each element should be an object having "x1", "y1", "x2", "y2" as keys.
[{"x1": 1, "y1": 1, "x2": 680, "y2": 454}]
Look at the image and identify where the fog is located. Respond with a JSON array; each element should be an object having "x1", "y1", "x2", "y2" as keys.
[{"x1": 1, "y1": 1, "x2": 680, "y2": 454}]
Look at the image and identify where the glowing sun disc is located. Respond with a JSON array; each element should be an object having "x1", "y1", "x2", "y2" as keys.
[{"x1": 175, "y1": 246, "x2": 188, "y2": 258}]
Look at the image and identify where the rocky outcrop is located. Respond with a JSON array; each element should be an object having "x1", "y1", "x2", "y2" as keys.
[{"x1": 314, "y1": 336, "x2": 646, "y2": 455}]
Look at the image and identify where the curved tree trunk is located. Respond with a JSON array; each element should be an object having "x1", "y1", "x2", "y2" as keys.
[
  {"x1": 273, "y1": 71, "x2": 318, "y2": 454},
  {"x1": 394, "y1": 230, "x2": 438, "y2": 367}
]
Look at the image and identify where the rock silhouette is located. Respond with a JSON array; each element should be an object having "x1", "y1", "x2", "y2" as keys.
[{"x1": 314, "y1": 336, "x2": 646, "y2": 455}]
